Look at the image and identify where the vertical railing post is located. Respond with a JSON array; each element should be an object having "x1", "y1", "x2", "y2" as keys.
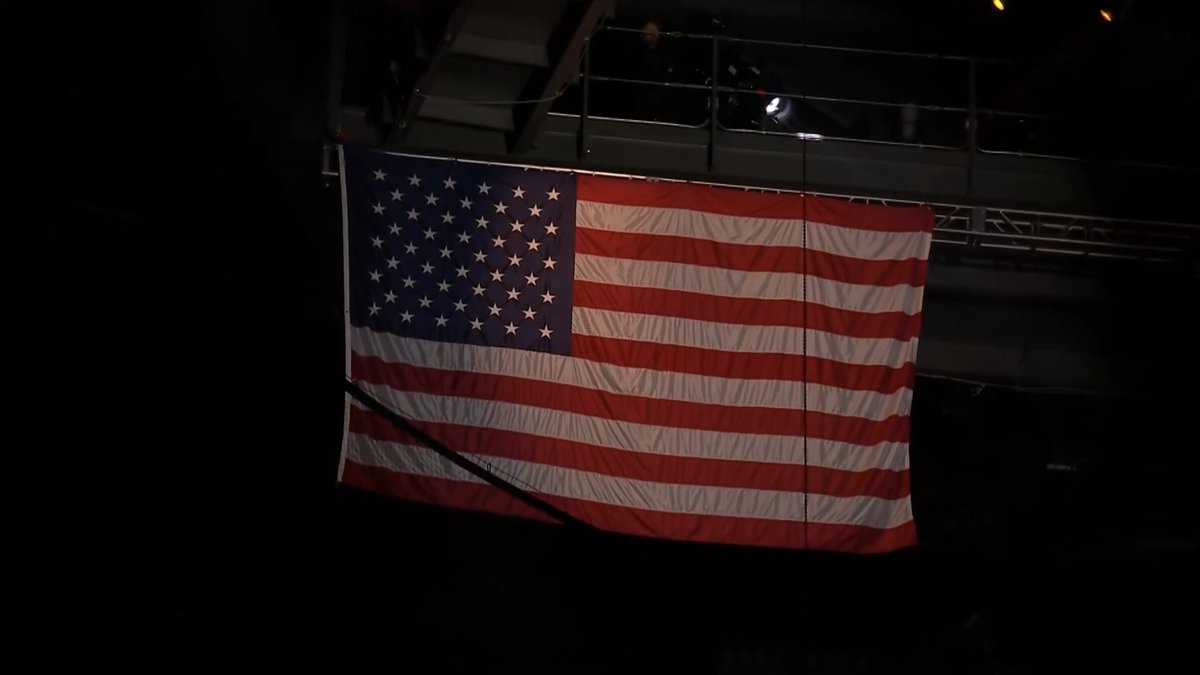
[
  {"x1": 967, "y1": 57, "x2": 978, "y2": 198},
  {"x1": 578, "y1": 39, "x2": 591, "y2": 162},
  {"x1": 326, "y1": 0, "x2": 348, "y2": 142},
  {"x1": 708, "y1": 34, "x2": 719, "y2": 171}
]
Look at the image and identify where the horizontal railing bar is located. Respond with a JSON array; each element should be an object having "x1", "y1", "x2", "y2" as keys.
[{"x1": 594, "y1": 24, "x2": 1011, "y2": 64}]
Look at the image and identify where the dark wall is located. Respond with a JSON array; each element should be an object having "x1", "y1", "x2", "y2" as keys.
[{"x1": 16, "y1": 2, "x2": 1197, "y2": 673}]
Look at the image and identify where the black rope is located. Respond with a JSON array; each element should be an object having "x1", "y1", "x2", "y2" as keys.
[{"x1": 343, "y1": 378, "x2": 595, "y2": 532}]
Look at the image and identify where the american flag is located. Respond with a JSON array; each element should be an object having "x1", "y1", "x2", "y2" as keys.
[{"x1": 338, "y1": 146, "x2": 933, "y2": 553}]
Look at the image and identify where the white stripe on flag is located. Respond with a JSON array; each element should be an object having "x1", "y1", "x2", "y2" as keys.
[
  {"x1": 345, "y1": 434, "x2": 914, "y2": 529},
  {"x1": 572, "y1": 308, "x2": 919, "y2": 367},
  {"x1": 574, "y1": 253, "x2": 924, "y2": 316},
  {"x1": 350, "y1": 383, "x2": 911, "y2": 472},
  {"x1": 577, "y1": 201, "x2": 931, "y2": 261},
  {"x1": 351, "y1": 328, "x2": 914, "y2": 418}
]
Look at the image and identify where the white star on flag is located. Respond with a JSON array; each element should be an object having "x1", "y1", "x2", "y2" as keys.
[
  {"x1": 457, "y1": 232, "x2": 471, "y2": 244},
  {"x1": 543, "y1": 257, "x2": 557, "y2": 270},
  {"x1": 488, "y1": 304, "x2": 502, "y2": 316},
  {"x1": 418, "y1": 296, "x2": 432, "y2": 308},
  {"x1": 453, "y1": 299, "x2": 467, "y2": 312},
  {"x1": 436, "y1": 280, "x2": 451, "y2": 292},
  {"x1": 490, "y1": 269, "x2": 504, "y2": 282},
  {"x1": 546, "y1": 187, "x2": 560, "y2": 201},
  {"x1": 435, "y1": 315, "x2": 449, "y2": 327},
  {"x1": 472, "y1": 284, "x2": 486, "y2": 296},
  {"x1": 423, "y1": 227, "x2": 436, "y2": 240},
  {"x1": 478, "y1": 182, "x2": 491, "y2": 194},
  {"x1": 439, "y1": 246, "x2": 452, "y2": 259},
  {"x1": 475, "y1": 216, "x2": 489, "y2": 229},
  {"x1": 494, "y1": 202, "x2": 508, "y2": 214},
  {"x1": 472, "y1": 250, "x2": 487, "y2": 262},
  {"x1": 523, "y1": 307, "x2": 537, "y2": 320},
  {"x1": 370, "y1": 236, "x2": 384, "y2": 248},
  {"x1": 384, "y1": 290, "x2": 397, "y2": 303},
  {"x1": 407, "y1": 208, "x2": 420, "y2": 221},
  {"x1": 511, "y1": 220, "x2": 525, "y2": 233},
  {"x1": 441, "y1": 212, "x2": 454, "y2": 224},
  {"x1": 469, "y1": 318, "x2": 484, "y2": 330},
  {"x1": 527, "y1": 239, "x2": 540, "y2": 251},
  {"x1": 369, "y1": 270, "x2": 382, "y2": 282},
  {"x1": 425, "y1": 194, "x2": 439, "y2": 206},
  {"x1": 443, "y1": 176, "x2": 457, "y2": 189},
  {"x1": 512, "y1": 186, "x2": 526, "y2": 199},
  {"x1": 368, "y1": 302, "x2": 381, "y2": 315},
  {"x1": 420, "y1": 262, "x2": 434, "y2": 274},
  {"x1": 506, "y1": 287, "x2": 521, "y2": 301},
  {"x1": 386, "y1": 256, "x2": 400, "y2": 269},
  {"x1": 388, "y1": 223, "x2": 402, "y2": 236},
  {"x1": 390, "y1": 188, "x2": 403, "y2": 201},
  {"x1": 404, "y1": 242, "x2": 418, "y2": 255},
  {"x1": 400, "y1": 310, "x2": 413, "y2": 322},
  {"x1": 372, "y1": 203, "x2": 385, "y2": 215},
  {"x1": 455, "y1": 265, "x2": 469, "y2": 278},
  {"x1": 541, "y1": 290, "x2": 555, "y2": 304},
  {"x1": 373, "y1": 169, "x2": 387, "y2": 181},
  {"x1": 402, "y1": 276, "x2": 416, "y2": 288},
  {"x1": 524, "y1": 272, "x2": 539, "y2": 286},
  {"x1": 528, "y1": 204, "x2": 542, "y2": 217},
  {"x1": 459, "y1": 196, "x2": 473, "y2": 209},
  {"x1": 504, "y1": 322, "x2": 518, "y2": 335},
  {"x1": 508, "y1": 254, "x2": 522, "y2": 266},
  {"x1": 491, "y1": 235, "x2": 506, "y2": 248},
  {"x1": 545, "y1": 222, "x2": 558, "y2": 235},
  {"x1": 408, "y1": 174, "x2": 421, "y2": 186},
  {"x1": 539, "y1": 326, "x2": 553, "y2": 338}
]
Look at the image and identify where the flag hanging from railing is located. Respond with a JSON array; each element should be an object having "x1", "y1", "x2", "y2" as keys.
[{"x1": 338, "y1": 145, "x2": 933, "y2": 553}]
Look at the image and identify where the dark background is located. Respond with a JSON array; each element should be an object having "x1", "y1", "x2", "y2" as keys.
[{"x1": 13, "y1": 1, "x2": 1197, "y2": 672}]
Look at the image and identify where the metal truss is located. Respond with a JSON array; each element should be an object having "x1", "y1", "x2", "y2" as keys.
[
  {"x1": 325, "y1": 144, "x2": 1197, "y2": 264},
  {"x1": 844, "y1": 197, "x2": 1197, "y2": 262}
]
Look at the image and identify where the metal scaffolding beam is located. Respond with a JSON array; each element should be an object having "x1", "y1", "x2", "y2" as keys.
[{"x1": 324, "y1": 145, "x2": 1199, "y2": 264}]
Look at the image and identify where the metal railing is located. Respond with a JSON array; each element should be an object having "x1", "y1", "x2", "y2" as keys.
[{"x1": 554, "y1": 25, "x2": 1134, "y2": 163}]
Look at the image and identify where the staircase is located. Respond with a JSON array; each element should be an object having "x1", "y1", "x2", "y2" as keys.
[{"x1": 388, "y1": 0, "x2": 608, "y2": 154}]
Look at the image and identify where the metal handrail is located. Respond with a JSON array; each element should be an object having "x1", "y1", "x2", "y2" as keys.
[
  {"x1": 577, "y1": 23, "x2": 1196, "y2": 168},
  {"x1": 581, "y1": 24, "x2": 1045, "y2": 153},
  {"x1": 595, "y1": 24, "x2": 1014, "y2": 64},
  {"x1": 583, "y1": 74, "x2": 1051, "y2": 119},
  {"x1": 718, "y1": 123, "x2": 967, "y2": 151}
]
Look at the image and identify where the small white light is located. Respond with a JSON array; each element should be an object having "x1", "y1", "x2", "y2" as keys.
[
  {"x1": 766, "y1": 97, "x2": 781, "y2": 114},
  {"x1": 796, "y1": 132, "x2": 823, "y2": 141}
]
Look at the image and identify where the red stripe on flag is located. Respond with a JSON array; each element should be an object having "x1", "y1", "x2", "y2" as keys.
[
  {"x1": 352, "y1": 354, "x2": 911, "y2": 446},
  {"x1": 570, "y1": 334, "x2": 915, "y2": 394},
  {"x1": 341, "y1": 460, "x2": 918, "y2": 553},
  {"x1": 576, "y1": 227, "x2": 929, "y2": 287},
  {"x1": 574, "y1": 280, "x2": 923, "y2": 341},
  {"x1": 578, "y1": 176, "x2": 933, "y2": 234},
  {"x1": 348, "y1": 408, "x2": 912, "y2": 499}
]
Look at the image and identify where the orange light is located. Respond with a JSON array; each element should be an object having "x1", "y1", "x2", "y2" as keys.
[
  {"x1": 1100, "y1": 9, "x2": 1113, "y2": 22},
  {"x1": 993, "y1": 0, "x2": 1005, "y2": 10}
]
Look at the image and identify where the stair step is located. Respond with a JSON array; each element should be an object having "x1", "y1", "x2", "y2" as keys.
[
  {"x1": 419, "y1": 99, "x2": 514, "y2": 132},
  {"x1": 453, "y1": 32, "x2": 548, "y2": 69},
  {"x1": 424, "y1": 54, "x2": 533, "y2": 103},
  {"x1": 452, "y1": 0, "x2": 568, "y2": 68}
]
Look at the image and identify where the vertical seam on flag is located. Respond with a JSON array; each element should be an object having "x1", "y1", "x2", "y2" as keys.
[
  {"x1": 337, "y1": 144, "x2": 351, "y2": 483},
  {"x1": 802, "y1": 195, "x2": 809, "y2": 550},
  {"x1": 801, "y1": 42, "x2": 810, "y2": 548}
]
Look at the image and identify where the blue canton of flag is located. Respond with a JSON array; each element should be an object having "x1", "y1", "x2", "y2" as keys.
[{"x1": 344, "y1": 148, "x2": 577, "y2": 355}]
